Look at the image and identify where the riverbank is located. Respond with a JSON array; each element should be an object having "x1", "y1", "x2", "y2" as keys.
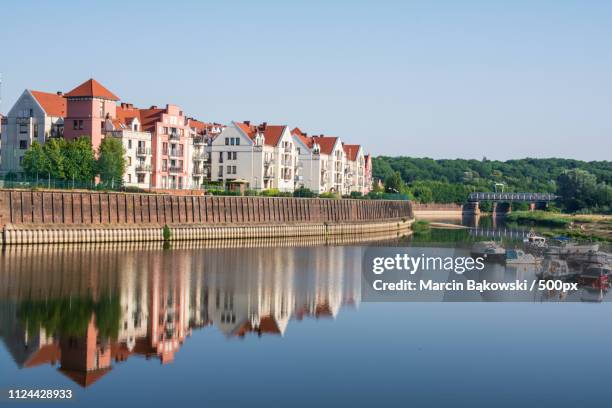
[
  {"x1": 505, "y1": 211, "x2": 612, "y2": 242},
  {"x1": 0, "y1": 189, "x2": 414, "y2": 245}
]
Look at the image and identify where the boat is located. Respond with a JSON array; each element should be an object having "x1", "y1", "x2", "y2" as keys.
[
  {"x1": 536, "y1": 258, "x2": 575, "y2": 279},
  {"x1": 566, "y1": 251, "x2": 610, "y2": 266},
  {"x1": 505, "y1": 249, "x2": 539, "y2": 265},
  {"x1": 578, "y1": 264, "x2": 611, "y2": 287},
  {"x1": 523, "y1": 231, "x2": 547, "y2": 247},
  {"x1": 471, "y1": 241, "x2": 506, "y2": 262}
]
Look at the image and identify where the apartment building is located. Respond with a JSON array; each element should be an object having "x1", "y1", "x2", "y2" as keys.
[
  {"x1": 103, "y1": 103, "x2": 153, "y2": 189},
  {"x1": 342, "y1": 143, "x2": 366, "y2": 195},
  {"x1": 63, "y1": 78, "x2": 119, "y2": 151},
  {"x1": 364, "y1": 154, "x2": 373, "y2": 194},
  {"x1": 188, "y1": 119, "x2": 223, "y2": 188},
  {"x1": 139, "y1": 104, "x2": 191, "y2": 190},
  {"x1": 0, "y1": 89, "x2": 65, "y2": 175},
  {"x1": 209, "y1": 121, "x2": 297, "y2": 192}
]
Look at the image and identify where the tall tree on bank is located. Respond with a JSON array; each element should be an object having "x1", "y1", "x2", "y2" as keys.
[
  {"x1": 64, "y1": 137, "x2": 96, "y2": 184},
  {"x1": 96, "y1": 137, "x2": 126, "y2": 188},
  {"x1": 21, "y1": 141, "x2": 51, "y2": 180}
]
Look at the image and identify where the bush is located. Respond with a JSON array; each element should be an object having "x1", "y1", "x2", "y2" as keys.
[
  {"x1": 319, "y1": 192, "x2": 341, "y2": 199},
  {"x1": 244, "y1": 189, "x2": 260, "y2": 196},
  {"x1": 163, "y1": 225, "x2": 172, "y2": 241},
  {"x1": 261, "y1": 188, "x2": 281, "y2": 196},
  {"x1": 293, "y1": 187, "x2": 315, "y2": 198}
]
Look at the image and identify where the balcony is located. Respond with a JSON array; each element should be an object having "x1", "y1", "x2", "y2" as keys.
[
  {"x1": 193, "y1": 167, "x2": 207, "y2": 176},
  {"x1": 192, "y1": 152, "x2": 209, "y2": 162},
  {"x1": 169, "y1": 150, "x2": 184, "y2": 158},
  {"x1": 169, "y1": 132, "x2": 180, "y2": 140},
  {"x1": 136, "y1": 164, "x2": 152, "y2": 173},
  {"x1": 169, "y1": 166, "x2": 182, "y2": 173},
  {"x1": 136, "y1": 147, "x2": 151, "y2": 156},
  {"x1": 264, "y1": 158, "x2": 275, "y2": 167},
  {"x1": 193, "y1": 137, "x2": 207, "y2": 146}
]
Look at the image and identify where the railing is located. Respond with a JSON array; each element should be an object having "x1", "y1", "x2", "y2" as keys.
[
  {"x1": 468, "y1": 192, "x2": 557, "y2": 202},
  {"x1": 264, "y1": 158, "x2": 275, "y2": 166},
  {"x1": 193, "y1": 168, "x2": 207, "y2": 176},
  {"x1": 193, "y1": 137, "x2": 207, "y2": 146},
  {"x1": 192, "y1": 152, "x2": 208, "y2": 161},
  {"x1": 169, "y1": 166, "x2": 183, "y2": 173},
  {"x1": 136, "y1": 147, "x2": 151, "y2": 156},
  {"x1": 169, "y1": 132, "x2": 180, "y2": 140},
  {"x1": 135, "y1": 164, "x2": 152, "y2": 172},
  {"x1": 169, "y1": 150, "x2": 184, "y2": 158}
]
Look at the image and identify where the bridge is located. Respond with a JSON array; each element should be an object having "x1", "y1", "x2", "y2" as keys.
[
  {"x1": 468, "y1": 227, "x2": 530, "y2": 240},
  {"x1": 468, "y1": 192, "x2": 557, "y2": 202},
  {"x1": 464, "y1": 192, "x2": 557, "y2": 215}
]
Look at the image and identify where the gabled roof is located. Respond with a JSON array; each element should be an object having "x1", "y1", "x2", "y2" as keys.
[
  {"x1": 138, "y1": 108, "x2": 165, "y2": 132},
  {"x1": 291, "y1": 127, "x2": 314, "y2": 149},
  {"x1": 343, "y1": 144, "x2": 362, "y2": 161},
  {"x1": 30, "y1": 90, "x2": 66, "y2": 117},
  {"x1": 65, "y1": 78, "x2": 119, "y2": 101},
  {"x1": 312, "y1": 136, "x2": 339, "y2": 155},
  {"x1": 235, "y1": 121, "x2": 287, "y2": 147},
  {"x1": 115, "y1": 104, "x2": 142, "y2": 127}
]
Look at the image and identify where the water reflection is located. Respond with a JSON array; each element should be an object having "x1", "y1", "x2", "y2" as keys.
[{"x1": 0, "y1": 242, "x2": 364, "y2": 388}]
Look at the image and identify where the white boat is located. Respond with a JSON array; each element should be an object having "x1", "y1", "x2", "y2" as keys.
[
  {"x1": 523, "y1": 232, "x2": 546, "y2": 247},
  {"x1": 506, "y1": 249, "x2": 539, "y2": 265}
]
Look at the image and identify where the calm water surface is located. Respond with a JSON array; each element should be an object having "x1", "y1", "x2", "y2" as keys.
[{"x1": 1, "y1": 222, "x2": 611, "y2": 408}]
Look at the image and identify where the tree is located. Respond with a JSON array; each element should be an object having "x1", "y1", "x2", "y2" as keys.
[
  {"x1": 96, "y1": 137, "x2": 125, "y2": 187},
  {"x1": 64, "y1": 137, "x2": 95, "y2": 183},
  {"x1": 21, "y1": 141, "x2": 50, "y2": 179},
  {"x1": 556, "y1": 169, "x2": 598, "y2": 212},
  {"x1": 42, "y1": 138, "x2": 66, "y2": 179},
  {"x1": 384, "y1": 171, "x2": 405, "y2": 193}
]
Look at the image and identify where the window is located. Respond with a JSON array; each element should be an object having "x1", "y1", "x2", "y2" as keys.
[
  {"x1": 19, "y1": 140, "x2": 27, "y2": 150},
  {"x1": 127, "y1": 157, "x2": 132, "y2": 166},
  {"x1": 235, "y1": 138, "x2": 240, "y2": 146},
  {"x1": 19, "y1": 124, "x2": 28, "y2": 134},
  {"x1": 225, "y1": 137, "x2": 229, "y2": 145},
  {"x1": 128, "y1": 140, "x2": 132, "y2": 149},
  {"x1": 226, "y1": 151, "x2": 231, "y2": 160},
  {"x1": 73, "y1": 120, "x2": 78, "y2": 130},
  {"x1": 137, "y1": 174, "x2": 145, "y2": 184},
  {"x1": 78, "y1": 120, "x2": 83, "y2": 130},
  {"x1": 128, "y1": 174, "x2": 132, "y2": 183},
  {"x1": 219, "y1": 151, "x2": 224, "y2": 163},
  {"x1": 230, "y1": 138, "x2": 235, "y2": 146},
  {"x1": 162, "y1": 160, "x2": 167, "y2": 171},
  {"x1": 232, "y1": 165, "x2": 237, "y2": 174},
  {"x1": 218, "y1": 166, "x2": 223, "y2": 177},
  {"x1": 19, "y1": 156, "x2": 24, "y2": 165},
  {"x1": 162, "y1": 142, "x2": 168, "y2": 155},
  {"x1": 227, "y1": 165, "x2": 231, "y2": 174},
  {"x1": 233, "y1": 152, "x2": 237, "y2": 160}
]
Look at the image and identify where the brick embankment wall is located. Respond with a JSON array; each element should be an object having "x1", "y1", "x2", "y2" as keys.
[
  {"x1": 412, "y1": 203, "x2": 463, "y2": 217},
  {"x1": 0, "y1": 190, "x2": 413, "y2": 244}
]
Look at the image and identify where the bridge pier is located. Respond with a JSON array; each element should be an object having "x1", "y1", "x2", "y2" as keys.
[
  {"x1": 462, "y1": 202, "x2": 480, "y2": 216},
  {"x1": 493, "y1": 202, "x2": 511, "y2": 216}
]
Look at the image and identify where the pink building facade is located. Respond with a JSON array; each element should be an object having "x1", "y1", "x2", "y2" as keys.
[{"x1": 63, "y1": 79, "x2": 119, "y2": 152}]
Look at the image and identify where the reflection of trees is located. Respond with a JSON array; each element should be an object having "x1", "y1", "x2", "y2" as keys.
[{"x1": 17, "y1": 296, "x2": 121, "y2": 339}]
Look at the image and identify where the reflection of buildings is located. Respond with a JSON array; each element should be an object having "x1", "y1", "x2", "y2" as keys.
[{"x1": 0, "y1": 244, "x2": 361, "y2": 387}]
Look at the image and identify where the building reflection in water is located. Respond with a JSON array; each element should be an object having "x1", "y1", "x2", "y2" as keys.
[{"x1": 0, "y1": 241, "x2": 364, "y2": 387}]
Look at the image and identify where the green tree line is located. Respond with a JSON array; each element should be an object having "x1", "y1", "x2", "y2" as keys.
[
  {"x1": 20, "y1": 137, "x2": 126, "y2": 188},
  {"x1": 374, "y1": 157, "x2": 612, "y2": 213}
]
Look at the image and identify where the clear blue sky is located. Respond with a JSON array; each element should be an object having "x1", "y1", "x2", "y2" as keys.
[{"x1": 1, "y1": 0, "x2": 611, "y2": 160}]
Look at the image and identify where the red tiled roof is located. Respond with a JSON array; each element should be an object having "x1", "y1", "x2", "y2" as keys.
[
  {"x1": 343, "y1": 144, "x2": 361, "y2": 161},
  {"x1": 236, "y1": 122, "x2": 286, "y2": 147},
  {"x1": 138, "y1": 108, "x2": 165, "y2": 132},
  {"x1": 312, "y1": 136, "x2": 338, "y2": 155},
  {"x1": 65, "y1": 78, "x2": 119, "y2": 101},
  {"x1": 24, "y1": 344, "x2": 61, "y2": 368},
  {"x1": 291, "y1": 127, "x2": 314, "y2": 149},
  {"x1": 115, "y1": 104, "x2": 142, "y2": 128},
  {"x1": 58, "y1": 367, "x2": 112, "y2": 388},
  {"x1": 30, "y1": 90, "x2": 66, "y2": 117}
]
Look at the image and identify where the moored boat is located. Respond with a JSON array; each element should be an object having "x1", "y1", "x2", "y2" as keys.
[{"x1": 471, "y1": 241, "x2": 506, "y2": 262}]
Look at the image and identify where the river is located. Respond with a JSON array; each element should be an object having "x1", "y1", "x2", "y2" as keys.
[{"x1": 0, "y1": 218, "x2": 610, "y2": 407}]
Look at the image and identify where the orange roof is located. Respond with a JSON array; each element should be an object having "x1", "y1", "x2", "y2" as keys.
[
  {"x1": 115, "y1": 104, "x2": 142, "y2": 127},
  {"x1": 236, "y1": 122, "x2": 286, "y2": 147},
  {"x1": 188, "y1": 118, "x2": 206, "y2": 131},
  {"x1": 24, "y1": 344, "x2": 61, "y2": 368},
  {"x1": 59, "y1": 367, "x2": 112, "y2": 388},
  {"x1": 30, "y1": 90, "x2": 66, "y2": 117},
  {"x1": 65, "y1": 78, "x2": 119, "y2": 100},
  {"x1": 138, "y1": 108, "x2": 165, "y2": 132},
  {"x1": 312, "y1": 136, "x2": 338, "y2": 155},
  {"x1": 291, "y1": 127, "x2": 314, "y2": 149},
  {"x1": 343, "y1": 144, "x2": 361, "y2": 161}
]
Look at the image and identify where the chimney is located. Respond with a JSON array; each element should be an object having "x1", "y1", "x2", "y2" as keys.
[
  {"x1": 259, "y1": 122, "x2": 267, "y2": 131},
  {"x1": 150, "y1": 105, "x2": 157, "y2": 109},
  {"x1": 57, "y1": 91, "x2": 63, "y2": 96},
  {"x1": 243, "y1": 120, "x2": 250, "y2": 126}
]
